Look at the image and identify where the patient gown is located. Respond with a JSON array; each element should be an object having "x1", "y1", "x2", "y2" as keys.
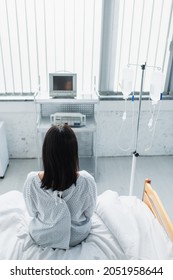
[{"x1": 23, "y1": 170, "x2": 97, "y2": 249}]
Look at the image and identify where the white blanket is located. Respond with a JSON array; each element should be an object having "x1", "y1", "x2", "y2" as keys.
[{"x1": 0, "y1": 190, "x2": 172, "y2": 259}]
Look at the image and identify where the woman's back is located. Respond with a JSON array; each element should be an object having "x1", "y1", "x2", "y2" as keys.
[{"x1": 23, "y1": 170, "x2": 97, "y2": 249}]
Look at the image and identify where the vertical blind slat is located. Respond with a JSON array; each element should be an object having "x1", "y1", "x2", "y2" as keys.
[
  {"x1": 145, "y1": 0, "x2": 155, "y2": 64},
  {"x1": 53, "y1": 0, "x2": 56, "y2": 72},
  {"x1": 24, "y1": 0, "x2": 32, "y2": 92},
  {"x1": 0, "y1": 34, "x2": 7, "y2": 92},
  {"x1": 153, "y1": 0, "x2": 164, "y2": 68},
  {"x1": 15, "y1": 0, "x2": 23, "y2": 93},
  {"x1": 91, "y1": 0, "x2": 96, "y2": 91},
  {"x1": 34, "y1": 0, "x2": 40, "y2": 91},
  {"x1": 5, "y1": 0, "x2": 15, "y2": 93},
  {"x1": 116, "y1": 0, "x2": 125, "y2": 92},
  {"x1": 82, "y1": 0, "x2": 86, "y2": 90},
  {"x1": 133, "y1": 0, "x2": 145, "y2": 91},
  {"x1": 162, "y1": 0, "x2": 173, "y2": 71},
  {"x1": 108, "y1": 0, "x2": 115, "y2": 90},
  {"x1": 43, "y1": 0, "x2": 48, "y2": 91},
  {"x1": 127, "y1": 0, "x2": 135, "y2": 66},
  {"x1": 64, "y1": 0, "x2": 66, "y2": 71},
  {"x1": 73, "y1": 0, "x2": 76, "y2": 72}
]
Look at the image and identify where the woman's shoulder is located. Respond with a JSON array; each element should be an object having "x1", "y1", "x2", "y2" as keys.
[
  {"x1": 77, "y1": 170, "x2": 97, "y2": 198},
  {"x1": 24, "y1": 171, "x2": 42, "y2": 187},
  {"x1": 78, "y1": 170, "x2": 96, "y2": 187},
  {"x1": 79, "y1": 170, "x2": 94, "y2": 180},
  {"x1": 23, "y1": 171, "x2": 42, "y2": 195},
  {"x1": 26, "y1": 171, "x2": 39, "y2": 180}
]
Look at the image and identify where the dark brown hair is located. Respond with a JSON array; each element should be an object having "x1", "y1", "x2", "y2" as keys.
[{"x1": 41, "y1": 124, "x2": 79, "y2": 191}]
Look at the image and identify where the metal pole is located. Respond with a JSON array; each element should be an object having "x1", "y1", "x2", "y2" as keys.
[{"x1": 129, "y1": 63, "x2": 146, "y2": 195}]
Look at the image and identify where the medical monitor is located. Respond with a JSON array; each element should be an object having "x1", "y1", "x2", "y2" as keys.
[{"x1": 49, "y1": 73, "x2": 77, "y2": 98}]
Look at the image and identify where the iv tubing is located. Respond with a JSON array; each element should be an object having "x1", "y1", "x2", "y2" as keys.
[
  {"x1": 145, "y1": 99, "x2": 162, "y2": 151},
  {"x1": 134, "y1": 63, "x2": 146, "y2": 151},
  {"x1": 117, "y1": 97, "x2": 135, "y2": 152}
]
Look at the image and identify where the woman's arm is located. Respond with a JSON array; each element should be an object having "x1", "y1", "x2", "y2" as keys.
[
  {"x1": 23, "y1": 172, "x2": 38, "y2": 217},
  {"x1": 83, "y1": 173, "x2": 97, "y2": 218}
]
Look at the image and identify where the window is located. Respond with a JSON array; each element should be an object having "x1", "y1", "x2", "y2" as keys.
[
  {"x1": 99, "y1": 0, "x2": 173, "y2": 94},
  {"x1": 0, "y1": 0, "x2": 172, "y2": 96},
  {"x1": 0, "y1": 0, "x2": 102, "y2": 95}
]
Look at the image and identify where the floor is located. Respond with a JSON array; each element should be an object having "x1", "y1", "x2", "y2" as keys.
[{"x1": 0, "y1": 156, "x2": 173, "y2": 221}]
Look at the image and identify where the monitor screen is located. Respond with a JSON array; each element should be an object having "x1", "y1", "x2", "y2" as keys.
[
  {"x1": 49, "y1": 73, "x2": 77, "y2": 98},
  {"x1": 53, "y1": 76, "x2": 73, "y2": 91}
]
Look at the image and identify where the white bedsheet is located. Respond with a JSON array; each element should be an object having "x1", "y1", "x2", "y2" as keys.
[{"x1": 0, "y1": 190, "x2": 172, "y2": 260}]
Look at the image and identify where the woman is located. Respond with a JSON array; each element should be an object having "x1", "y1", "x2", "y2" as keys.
[{"x1": 23, "y1": 124, "x2": 97, "y2": 249}]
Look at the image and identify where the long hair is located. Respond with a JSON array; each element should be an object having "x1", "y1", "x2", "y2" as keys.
[{"x1": 41, "y1": 124, "x2": 79, "y2": 191}]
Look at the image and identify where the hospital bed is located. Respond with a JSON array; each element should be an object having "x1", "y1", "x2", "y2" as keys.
[{"x1": 0, "y1": 184, "x2": 172, "y2": 260}]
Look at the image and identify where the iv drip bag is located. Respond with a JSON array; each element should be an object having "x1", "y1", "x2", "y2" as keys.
[
  {"x1": 121, "y1": 68, "x2": 133, "y2": 99},
  {"x1": 150, "y1": 71, "x2": 164, "y2": 104}
]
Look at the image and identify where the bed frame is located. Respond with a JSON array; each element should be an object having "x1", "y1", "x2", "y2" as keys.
[{"x1": 143, "y1": 179, "x2": 173, "y2": 242}]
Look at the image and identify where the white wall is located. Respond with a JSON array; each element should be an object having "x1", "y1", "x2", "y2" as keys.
[
  {"x1": 0, "y1": 101, "x2": 37, "y2": 158},
  {"x1": 96, "y1": 100, "x2": 173, "y2": 156},
  {"x1": 0, "y1": 100, "x2": 173, "y2": 158}
]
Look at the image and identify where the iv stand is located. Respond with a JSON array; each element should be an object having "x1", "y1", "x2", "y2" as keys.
[{"x1": 129, "y1": 63, "x2": 146, "y2": 195}]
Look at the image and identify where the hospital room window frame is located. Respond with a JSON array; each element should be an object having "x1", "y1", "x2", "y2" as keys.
[
  {"x1": 0, "y1": 0, "x2": 103, "y2": 97},
  {"x1": 0, "y1": 0, "x2": 173, "y2": 99},
  {"x1": 99, "y1": 0, "x2": 173, "y2": 98}
]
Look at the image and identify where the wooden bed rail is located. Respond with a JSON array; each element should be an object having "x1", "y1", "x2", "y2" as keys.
[{"x1": 143, "y1": 179, "x2": 173, "y2": 243}]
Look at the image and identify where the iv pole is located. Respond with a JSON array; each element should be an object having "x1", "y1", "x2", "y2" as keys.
[{"x1": 129, "y1": 63, "x2": 146, "y2": 195}]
